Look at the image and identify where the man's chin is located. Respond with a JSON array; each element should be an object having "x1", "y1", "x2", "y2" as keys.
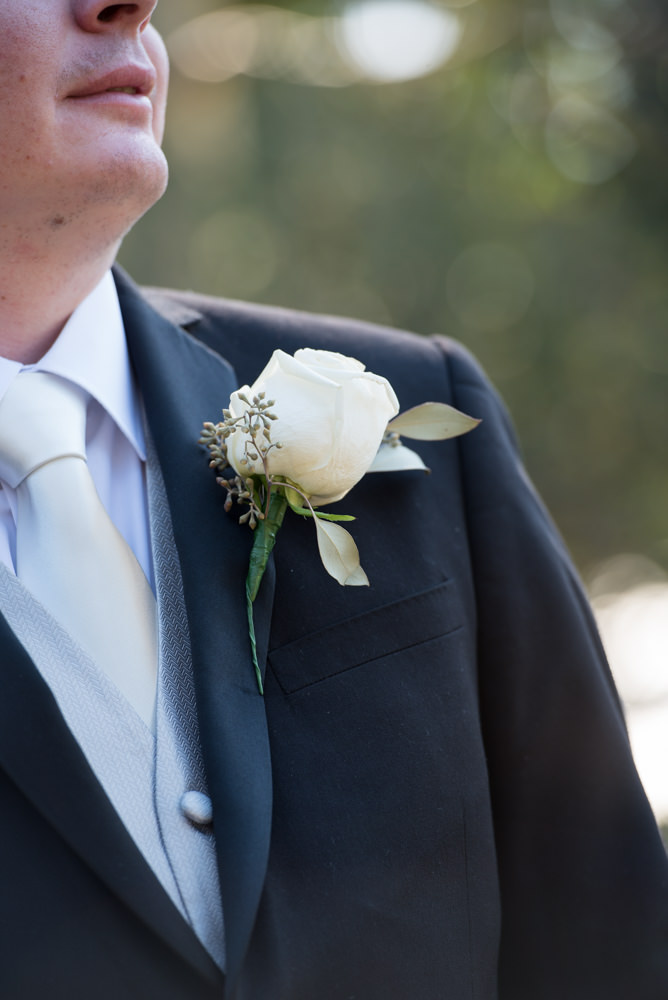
[{"x1": 79, "y1": 140, "x2": 169, "y2": 218}]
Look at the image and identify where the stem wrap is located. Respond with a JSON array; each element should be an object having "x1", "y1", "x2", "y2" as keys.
[{"x1": 246, "y1": 490, "x2": 289, "y2": 693}]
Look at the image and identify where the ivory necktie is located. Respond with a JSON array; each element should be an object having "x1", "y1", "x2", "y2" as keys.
[{"x1": 0, "y1": 371, "x2": 157, "y2": 729}]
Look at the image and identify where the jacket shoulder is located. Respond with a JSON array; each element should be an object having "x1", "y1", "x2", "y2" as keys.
[{"x1": 140, "y1": 284, "x2": 489, "y2": 406}]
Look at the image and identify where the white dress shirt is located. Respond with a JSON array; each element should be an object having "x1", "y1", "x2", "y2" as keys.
[{"x1": 0, "y1": 270, "x2": 154, "y2": 589}]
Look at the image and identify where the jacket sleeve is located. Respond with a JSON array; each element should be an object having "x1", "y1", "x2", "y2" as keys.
[{"x1": 441, "y1": 337, "x2": 668, "y2": 999}]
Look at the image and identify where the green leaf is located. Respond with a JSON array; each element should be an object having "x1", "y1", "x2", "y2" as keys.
[
  {"x1": 287, "y1": 502, "x2": 314, "y2": 519},
  {"x1": 387, "y1": 402, "x2": 480, "y2": 440},
  {"x1": 283, "y1": 483, "x2": 355, "y2": 521},
  {"x1": 247, "y1": 491, "x2": 288, "y2": 602},
  {"x1": 245, "y1": 490, "x2": 289, "y2": 693},
  {"x1": 314, "y1": 511, "x2": 356, "y2": 522},
  {"x1": 284, "y1": 484, "x2": 304, "y2": 511}
]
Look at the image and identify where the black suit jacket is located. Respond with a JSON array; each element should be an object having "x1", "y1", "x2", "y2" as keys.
[{"x1": 0, "y1": 267, "x2": 666, "y2": 999}]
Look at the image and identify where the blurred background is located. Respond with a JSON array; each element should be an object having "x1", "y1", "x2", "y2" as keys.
[{"x1": 122, "y1": 0, "x2": 668, "y2": 829}]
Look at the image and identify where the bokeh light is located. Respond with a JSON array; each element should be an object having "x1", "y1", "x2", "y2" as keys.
[
  {"x1": 188, "y1": 208, "x2": 280, "y2": 298},
  {"x1": 336, "y1": 0, "x2": 462, "y2": 83},
  {"x1": 446, "y1": 243, "x2": 535, "y2": 333},
  {"x1": 591, "y1": 556, "x2": 668, "y2": 822},
  {"x1": 545, "y1": 95, "x2": 636, "y2": 183},
  {"x1": 168, "y1": 6, "x2": 358, "y2": 88}
]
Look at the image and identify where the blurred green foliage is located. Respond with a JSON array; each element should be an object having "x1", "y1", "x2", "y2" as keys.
[{"x1": 121, "y1": 0, "x2": 668, "y2": 577}]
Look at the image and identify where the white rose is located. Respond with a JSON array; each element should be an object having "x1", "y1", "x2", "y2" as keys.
[{"x1": 226, "y1": 348, "x2": 399, "y2": 506}]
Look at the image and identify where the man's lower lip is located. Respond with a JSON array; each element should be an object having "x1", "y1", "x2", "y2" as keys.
[{"x1": 68, "y1": 92, "x2": 151, "y2": 107}]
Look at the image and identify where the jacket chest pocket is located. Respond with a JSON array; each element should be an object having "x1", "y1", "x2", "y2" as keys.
[{"x1": 267, "y1": 579, "x2": 464, "y2": 694}]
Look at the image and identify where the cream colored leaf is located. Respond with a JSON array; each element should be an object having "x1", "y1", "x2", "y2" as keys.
[
  {"x1": 387, "y1": 402, "x2": 480, "y2": 440},
  {"x1": 367, "y1": 442, "x2": 429, "y2": 474},
  {"x1": 344, "y1": 564, "x2": 371, "y2": 586},
  {"x1": 313, "y1": 516, "x2": 369, "y2": 587}
]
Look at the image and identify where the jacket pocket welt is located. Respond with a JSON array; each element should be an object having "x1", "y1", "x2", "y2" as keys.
[{"x1": 268, "y1": 580, "x2": 463, "y2": 694}]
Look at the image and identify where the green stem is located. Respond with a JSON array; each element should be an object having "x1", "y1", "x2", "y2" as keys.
[
  {"x1": 246, "y1": 579, "x2": 262, "y2": 695},
  {"x1": 246, "y1": 490, "x2": 289, "y2": 693}
]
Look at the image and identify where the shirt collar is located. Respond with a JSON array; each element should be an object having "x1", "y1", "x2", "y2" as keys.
[{"x1": 0, "y1": 271, "x2": 145, "y2": 460}]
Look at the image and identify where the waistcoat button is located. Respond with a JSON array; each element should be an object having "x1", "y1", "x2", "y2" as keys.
[{"x1": 180, "y1": 790, "x2": 214, "y2": 828}]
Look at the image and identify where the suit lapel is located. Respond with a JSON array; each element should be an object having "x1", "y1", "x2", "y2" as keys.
[
  {"x1": 0, "y1": 615, "x2": 221, "y2": 982},
  {"x1": 115, "y1": 267, "x2": 275, "y2": 987}
]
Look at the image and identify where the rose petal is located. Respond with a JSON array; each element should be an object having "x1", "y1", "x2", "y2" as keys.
[
  {"x1": 313, "y1": 517, "x2": 369, "y2": 586},
  {"x1": 367, "y1": 442, "x2": 429, "y2": 473},
  {"x1": 294, "y1": 348, "x2": 366, "y2": 373},
  {"x1": 387, "y1": 402, "x2": 480, "y2": 440},
  {"x1": 230, "y1": 348, "x2": 399, "y2": 504},
  {"x1": 270, "y1": 349, "x2": 348, "y2": 388}
]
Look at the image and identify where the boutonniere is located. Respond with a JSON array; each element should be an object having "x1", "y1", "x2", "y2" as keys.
[{"x1": 200, "y1": 348, "x2": 479, "y2": 693}]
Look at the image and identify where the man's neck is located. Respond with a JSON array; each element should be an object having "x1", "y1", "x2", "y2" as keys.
[{"x1": 0, "y1": 243, "x2": 120, "y2": 365}]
